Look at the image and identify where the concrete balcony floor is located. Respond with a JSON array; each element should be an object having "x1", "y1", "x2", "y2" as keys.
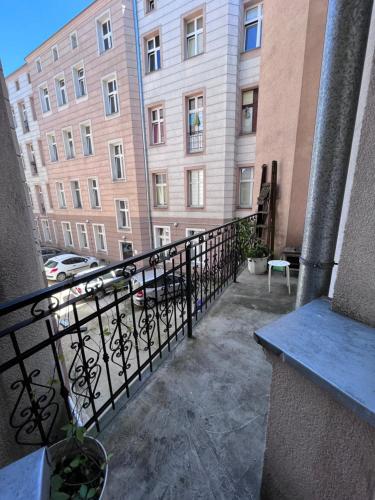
[{"x1": 99, "y1": 269, "x2": 297, "y2": 499}]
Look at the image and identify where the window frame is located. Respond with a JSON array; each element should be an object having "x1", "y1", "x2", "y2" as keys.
[
  {"x1": 46, "y1": 132, "x2": 59, "y2": 162},
  {"x1": 101, "y1": 73, "x2": 119, "y2": 117},
  {"x1": 55, "y1": 74, "x2": 68, "y2": 108},
  {"x1": 115, "y1": 199, "x2": 131, "y2": 230},
  {"x1": 36, "y1": 58, "x2": 42, "y2": 73},
  {"x1": 76, "y1": 223, "x2": 90, "y2": 250},
  {"x1": 92, "y1": 224, "x2": 107, "y2": 253},
  {"x1": 61, "y1": 221, "x2": 74, "y2": 247},
  {"x1": 56, "y1": 181, "x2": 67, "y2": 209},
  {"x1": 149, "y1": 106, "x2": 165, "y2": 145},
  {"x1": 62, "y1": 127, "x2": 75, "y2": 160},
  {"x1": 186, "y1": 167, "x2": 205, "y2": 209},
  {"x1": 41, "y1": 219, "x2": 52, "y2": 242},
  {"x1": 70, "y1": 31, "x2": 78, "y2": 50},
  {"x1": 153, "y1": 225, "x2": 171, "y2": 250},
  {"x1": 80, "y1": 121, "x2": 94, "y2": 156},
  {"x1": 244, "y1": 3, "x2": 263, "y2": 52},
  {"x1": 87, "y1": 177, "x2": 101, "y2": 209},
  {"x1": 238, "y1": 166, "x2": 254, "y2": 209},
  {"x1": 18, "y1": 101, "x2": 29, "y2": 134},
  {"x1": 52, "y1": 45, "x2": 59, "y2": 62},
  {"x1": 108, "y1": 139, "x2": 125, "y2": 181},
  {"x1": 96, "y1": 11, "x2": 113, "y2": 54},
  {"x1": 145, "y1": 32, "x2": 161, "y2": 73},
  {"x1": 241, "y1": 87, "x2": 258, "y2": 134},
  {"x1": 38, "y1": 83, "x2": 51, "y2": 114},
  {"x1": 185, "y1": 14, "x2": 204, "y2": 59},
  {"x1": 153, "y1": 172, "x2": 168, "y2": 208},
  {"x1": 70, "y1": 180, "x2": 83, "y2": 209},
  {"x1": 185, "y1": 91, "x2": 205, "y2": 154}
]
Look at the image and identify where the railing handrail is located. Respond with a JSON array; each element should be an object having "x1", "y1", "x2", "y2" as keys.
[{"x1": 0, "y1": 214, "x2": 257, "y2": 316}]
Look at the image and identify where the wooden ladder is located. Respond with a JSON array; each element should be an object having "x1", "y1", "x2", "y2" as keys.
[{"x1": 256, "y1": 161, "x2": 277, "y2": 254}]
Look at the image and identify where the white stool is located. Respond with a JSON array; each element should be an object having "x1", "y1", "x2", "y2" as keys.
[{"x1": 268, "y1": 260, "x2": 291, "y2": 294}]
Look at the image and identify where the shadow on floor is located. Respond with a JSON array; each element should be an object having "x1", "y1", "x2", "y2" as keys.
[{"x1": 99, "y1": 269, "x2": 297, "y2": 500}]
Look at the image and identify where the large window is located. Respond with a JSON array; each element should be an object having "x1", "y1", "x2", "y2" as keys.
[
  {"x1": 56, "y1": 182, "x2": 67, "y2": 208},
  {"x1": 80, "y1": 122, "x2": 93, "y2": 156},
  {"x1": 187, "y1": 169, "x2": 204, "y2": 208},
  {"x1": 39, "y1": 85, "x2": 51, "y2": 113},
  {"x1": 62, "y1": 222, "x2": 73, "y2": 247},
  {"x1": 18, "y1": 102, "x2": 29, "y2": 133},
  {"x1": 70, "y1": 32, "x2": 78, "y2": 50},
  {"x1": 109, "y1": 141, "x2": 125, "y2": 180},
  {"x1": 244, "y1": 3, "x2": 263, "y2": 51},
  {"x1": 146, "y1": 0, "x2": 155, "y2": 13},
  {"x1": 187, "y1": 94, "x2": 204, "y2": 153},
  {"x1": 153, "y1": 173, "x2": 167, "y2": 207},
  {"x1": 93, "y1": 224, "x2": 107, "y2": 252},
  {"x1": 26, "y1": 143, "x2": 38, "y2": 175},
  {"x1": 47, "y1": 133, "x2": 58, "y2": 162},
  {"x1": 102, "y1": 76, "x2": 119, "y2": 116},
  {"x1": 71, "y1": 180, "x2": 83, "y2": 209},
  {"x1": 146, "y1": 34, "x2": 161, "y2": 72},
  {"x1": 62, "y1": 128, "x2": 75, "y2": 160},
  {"x1": 115, "y1": 200, "x2": 131, "y2": 230},
  {"x1": 154, "y1": 226, "x2": 171, "y2": 249},
  {"x1": 52, "y1": 45, "x2": 59, "y2": 62},
  {"x1": 76, "y1": 223, "x2": 89, "y2": 249},
  {"x1": 238, "y1": 167, "x2": 254, "y2": 208},
  {"x1": 55, "y1": 76, "x2": 68, "y2": 107},
  {"x1": 241, "y1": 88, "x2": 258, "y2": 134},
  {"x1": 73, "y1": 64, "x2": 87, "y2": 99},
  {"x1": 41, "y1": 220, "x2": 52, "y2": 242},
  {"x1": 97, "y1": 13, "x2": 113, "y2": 53},
  {"x1": 150, "y1": 107, "x2": 164, "y2": 145},
  {"x1": 36, "y1": 58, "x2": 42, "y2": 73},
  {"x1": 88, "y1": 178, "x2": 101, "y2": 208},
  {"x1": 186, "y1": 15, "x2": 203, "y2": 58}
]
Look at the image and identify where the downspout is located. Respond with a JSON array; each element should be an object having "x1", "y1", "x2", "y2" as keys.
[
  {"x1": 296, "y1": 0, "x2": 373, "y2": 308},
  {"x1": 132, "y1": 0, "x2": 154, "y2": 249}
]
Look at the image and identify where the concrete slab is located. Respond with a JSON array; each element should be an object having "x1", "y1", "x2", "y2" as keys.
[{"x1": 98, "y1": 269, "x2": 297, "y2": 499}]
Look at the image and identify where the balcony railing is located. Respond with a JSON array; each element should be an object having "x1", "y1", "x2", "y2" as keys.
[
  {"x1": 188, "y1": 131, "x2": 203, "y2": 153},
  {"x1": 0, "y1": 215, "x2": 258, "y2": 448}
]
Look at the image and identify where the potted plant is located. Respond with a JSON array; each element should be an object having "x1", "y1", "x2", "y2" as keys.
[
  {"x1": 49, "y1": 423, "x2": 109, "y2": 500},
  {"x1": 246, "y1": 242, "x2": 270, "y2": 274}
]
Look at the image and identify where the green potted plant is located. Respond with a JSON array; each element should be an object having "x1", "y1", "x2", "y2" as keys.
[
  {"x1": 48, "y1": 423, "x2": 109, "y2": 500},
  {"x1": 246, "y1": 242, "x2": 270, "y2": 274}
]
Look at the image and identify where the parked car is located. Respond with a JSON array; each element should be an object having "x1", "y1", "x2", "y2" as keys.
[
  {"x1": 72, "y1": 266, "x2": 131, "y2": 298},
  {"x1": 44, "y1": 254, "x2": 99, "y2": 282},
  {"x1": 131, "y1": 269, "x2": 185, "y2": 307},
  {"x1": 40, "y1": 246, "x2": 63, "y2": 263}
]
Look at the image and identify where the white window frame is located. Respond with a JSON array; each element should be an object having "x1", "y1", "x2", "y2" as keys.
[
  {"x1": 108, "y1": 139, "x2": 125, "y2": 180},
  {"x1": 88, "y1": 178, "x2": 101, "y2": 209},
  {"x1": 154, "y1": 173, "x2": 167, "y2": 207},
  {"x1": 238, "y1": 167, "x2": 254, "y2": 208},
  {"x1": 70, "y1": 31, "x2": 78, "y2": 50},
  {"x1": 188, "y1": 169, "x2": 204, "y2": 208},
  {"x1": 55, "y1": 74, "x2": 68, "y2": 107},
  {"x1": 146, "y1": 34, "x2": 161, "y2": 72},
  {"x1": 56, "y1": 182, "x2": 67, "y2": 209},
  {"x1": 154, "y1": 225, "x2": 171, "y2": 249},
  {"x1": 36, "y1": 58, "x2": 42, "y2": 73},
  {"x1": 118, "y1": 240, "x2": 134, "y2": 260},
  {"x1": 93, "y1": 224, "x2": 107, "y2": 253},
  {"x1": 186, "y1": 15, "x2": 203, "y2": 59},
  {"x1": 80, "y1": 121, "x2": 94, "y2": 156},
  {"x1": 244, "y1": 3, "x2": 263, "y2": 51},
  {"x1": 39, "y1": 84, "x2": 51, "y2": 114},
  {"x1": 62, "y1": 127, "x2": 75, "y2": 160},
  {"x1": 18, "y1": 101, "x2": 29, "y2": 134},
  {"x1": 70, "y1": 180, "x2": 83, "y2": 209},
  {"x1": 186, "y1": 228, "x2": 206, "y2": 265},
  {"x1": 46, "y1": 132, "x2": 58, "y2": 162},
  {"x1": 61, "y1": 221, "x2": 74, "y2": 247},
  {"x1": 41, "y1": 219, "x2": 52, "y2": 242},
  {"x1": 52, "y1": 45, "x2": 59, "y2": 62},
  {"x1": 115, "y1": 199, "x2": 131, "y2": 230},
  {"x1": 101, "y1": 74, "x2": 119, "y2": 117},
  {"x1": 96, "y1": 11, "x2": 113, "y2": 54},
  {"x1": 52, "y1": 220, "x2": 58, "y2": 244},
  {"x1": 150, "y1": 107, "x2": 164, "y2": 144},
  {"x1": 72, "y1": 62, "x2": 87, "y2": 100},
  {"x1": 146, "y1": 0, "x2": 155, "y2": 13},
  {"x1": 76, "y1": 223, "x2": 90, "y2": 249}
]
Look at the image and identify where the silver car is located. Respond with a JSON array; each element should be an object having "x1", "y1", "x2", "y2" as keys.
[
  {"x1": 72, "y1": 266, "x2": 131, "y2": 298},
  {"x1": 131, "y1": 269, "x2": 185, "y2": 307}
]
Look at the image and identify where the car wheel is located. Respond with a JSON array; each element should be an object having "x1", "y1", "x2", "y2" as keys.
[
  {"x1": 56, "y1": 272, "x2": 66, "y2": 282},
  {"x1": 90, "y1": 262, "x2": 98, "y2": 268}
]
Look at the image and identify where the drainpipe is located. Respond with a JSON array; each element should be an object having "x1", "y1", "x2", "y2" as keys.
[
  {"x1": 296, "y1": 0, "x2": 373, "y2": 308},
  {"x1": 132, "y1": 0, "x2": 154, "y2": 249}
]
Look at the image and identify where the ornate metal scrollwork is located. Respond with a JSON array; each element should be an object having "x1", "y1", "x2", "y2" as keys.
[
  {"x1": 121, "y1": 263, "x2": 137, "y2": 278},
  {"x1": 149, "y1": 254, "x2": 160, "y2": 267},
  {"x1": 137, "y1": 304, "x2": 156, "y2": 350},
  {"x1": 85, "y1": 277, "x2": 104, "y2": 295},
  {"x1": 31, "y1": 296, "x2": 60, "y2": 318},
  {"x1": 166, "y1": 246, "x2": 178, "y2": 259},
  {"x1": 109, "y1": 313, "x2": 133, "y2": 377}
]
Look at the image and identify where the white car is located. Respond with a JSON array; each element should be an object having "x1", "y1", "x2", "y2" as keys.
[
  {"x1": 44, "y1": 254, "x2": 99, "y2": 282},
  {"x1": 72, "y1": 266, "x2": 131, "y2": 298}
]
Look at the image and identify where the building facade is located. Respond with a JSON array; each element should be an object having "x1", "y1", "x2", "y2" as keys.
[{"x1": 6, "y1": 0, "x2": 327, "y2": 262}]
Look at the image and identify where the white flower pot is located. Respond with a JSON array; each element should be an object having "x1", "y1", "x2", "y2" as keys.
[{"x1": 247, "y1": 257, "x2": 268, "y2": 275}]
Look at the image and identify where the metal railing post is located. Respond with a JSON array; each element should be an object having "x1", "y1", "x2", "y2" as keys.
[
  {"x1": 185, "y1": 244, "x2": 193, "y2": 338},
  {"x1": 233, "y1": 222, "x2": 239, "y2": 283}
]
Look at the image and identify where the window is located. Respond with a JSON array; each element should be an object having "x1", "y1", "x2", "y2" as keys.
[
  {"x1": 62, "y1": 222, "x2": 74, "y2": 247},
  {"x1": 47, "y1": 133, "x2": 58, "y2": 162},
  {"x1": 154, "y1": 226, "x2": 171, "y2": 249},
  {"x1": 55, "y1": 76, "x2": 68, "y2": 107},
  {"x1": 39, "y1": 85, "x2": 51, "y2": 113},
  {"x1": 116, "y1": 200, "x2": 131, "y2": 229},
  {"x1": 41, "y1": 220, "x2": 52, "y2": 242},
  {"x1": 241, "y1": 88, "x2": 258, "y2": 133},
  {"x1": 187, "y1": 95, "x2": 204, "y2": 152},
  {"x1": 27, "y1": 73, "x2": 31, "y2": 84},
  {"x1": 26, "y1": 143, "x2": 38, "y2": 175},
  {"x1": 71, "y1": 180, "x2": 83, "y2": 208},
  {"x1": 70, "y1": 32, "x2": 78, "y2": 50},
  {"x1": 77, "y1": 223, "x2": 89, "y2": 249},
  {"x1": 150, "y1": 107, "x2": 164, "y2": 144},
  {"x1": 11, "y1": 106, "x2": 17, "y2": 128},
  {"x1": 37, "y1": 140, "x2": 45, "y2": 166},
  {"x1": 238, "y1": 167, "x2": 254, "y2": 208},
  {"x1": 36, "y1": 58, "x2": 42, "y2": 73},
  {"x1": 27, "y1": 185, "x2": 34, "y2": 208},
  {"x1": 15, "y1": 80, "x2": 20, "y2": 91},
  {"x1": 187, "y1": 169, "x2": 204, "y2": 207},
  {"x1": 244, "y1": 3, "x2": 263, "y2": 51},
  {"x1": 18, "y1": 102, "x2": 29, "y2": 133},
  {"x1": 109, "y1": 141, "x2": 125, "y2": 180},
  {"x1": 102, "y1": 76, "x2": 119, "y2": 116},
  {"x1": 29, "y1": 97, "x2": 37, "y2": 121},
  {"x1": 62, "y1": 128, "x2": 75, "y2": 159},
  {"x1": 52, "y1": 45, "x2": 59, "y2": 62},
  {"x1": 93, "y1": 224, "x2": 107, "y2": 252},
  {"x1": 186, "y1": 228, "x2": 206, "y2": 265},
  {"x1": 88, "y1": 178, "x2": 101, "y2": 208},
  {"x1": 73, "y1": 64, "x2": 87, "y2": 99},
  {"x1": 56, "y1": 182, "x2": 67, "y2": 208},
  {"x1": 120, "y1": 241, "x2": 133, "y2": 260},
  {"x1": 146, "y1": 0, "x2": 155, "y2": 12},
  {"x1": 46, "y1": 184, "x2": 54, "y2": 209},
  {"x1": 80, "y1": 122, "x2": 93, "y2": 156},
  {"x1": 186, "y1": 15, "x2": 203, "y2": 58},
  {"x1": 35, "y1": 185, "x2": 46, "y2": 214},
  {"x1": 146, "y1": 34, "x2": 161, "y2": 72},
  {"x1": 97, "y1": 13, "x2": 113, "y2": 53},
  {"x1": 153, "y1": 173, "x2": 167, "y2": 207}
]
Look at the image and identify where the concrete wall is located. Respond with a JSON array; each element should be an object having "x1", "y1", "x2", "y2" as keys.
[{"x1": 261, "y1": 354, "x2": 375, "y2": 500}]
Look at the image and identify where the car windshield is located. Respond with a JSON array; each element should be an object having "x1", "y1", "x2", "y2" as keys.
[{"x1": 45, "y1": 260, "x2": 58, "y2": 269}]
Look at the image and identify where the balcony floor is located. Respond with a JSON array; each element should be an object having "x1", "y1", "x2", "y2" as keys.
[{"x1": 99, "y1": 269, "x2": 297, "y2": 499}]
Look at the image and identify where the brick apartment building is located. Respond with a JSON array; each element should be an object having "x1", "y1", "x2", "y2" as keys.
[{"x1": 6, "y1": 0, "x2": 328, "y2": 263}]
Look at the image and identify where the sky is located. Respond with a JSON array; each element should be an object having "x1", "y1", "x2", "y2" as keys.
[{"x1": 1, "y1": 0, "x2": 93, "y2": 76}]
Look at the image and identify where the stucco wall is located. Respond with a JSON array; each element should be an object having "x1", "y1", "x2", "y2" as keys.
[{"x1": 261, "y1": 354, "x2": 375, "y2": 500}]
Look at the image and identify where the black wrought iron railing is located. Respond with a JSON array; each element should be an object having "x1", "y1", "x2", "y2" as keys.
[
  {"x1": 0, "y1": 215, "x2": 258, "y2": 449},
  {"x1": 188, "y1": 131, "x2": 203, "y2": 152}
]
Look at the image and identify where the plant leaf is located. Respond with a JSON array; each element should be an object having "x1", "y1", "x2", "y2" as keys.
[
  {"x1": 51, "y1": 492, "x2": 70, "y2": 500},
  {"x1": 69, "y1": 456, "x2": 82, "y2": 468},
  {"x1": 87, "y1": 488, "x2": 97, "y2": 499},
  {"x1": 51, "y1": 474, "x2": 63, "y2": 491},
  {"x1": 63, "y1": 466, "x2": 72, "y2": 474},
  {"x1": 75, "y1": 426, "x2": 86, "y2": 443},
  {"x1": 79, "y1": 484, "x2": 88, "y2": 498}
]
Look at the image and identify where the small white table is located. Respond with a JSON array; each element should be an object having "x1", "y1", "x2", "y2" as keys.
[{"x1": 268, "y1": 260, "x2": 291, "y2": 295}]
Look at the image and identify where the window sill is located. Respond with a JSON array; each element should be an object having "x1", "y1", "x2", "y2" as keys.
[
  {"x1": 104, "y1": 112, "x2": 120, "y2": 121},
  {"x1": 42, "y1": 111, "x2": 52, "y2": 118},
  {"x1": 75, "y1": 95, "x2": 88, "y2": 104},
  {"x1": 184, "y1": 52, "x2": 205, "y2": 62},
  {"x1": 236, "y1": 206, "x2": 253, "y2": 210},
  {"x1": 153, "y1": 205, "x2": 168, "y2": 210},
  {"x1": 57, "y1": 104, "x2": 69, "y2": 112},
  {"x1": 186, "y1": 206, "x2": 205, "y2": 210},
  {"x1": 240, "y1": 47, "x2": 261, "y2": 59},
  {"x1": 149, "y1": 142, "x2": 166, "y2": 148},
  {"x1": 111, "y1": 178, "x2": 127, "y2": 183},
  {"x1": 239, "y1": 132, "x2": 256, "y2": 137}
]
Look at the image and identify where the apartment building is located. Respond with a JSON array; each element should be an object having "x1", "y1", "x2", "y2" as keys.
[{"x1": 6, "y1": 0, "x2": 327, "y2": 260}]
